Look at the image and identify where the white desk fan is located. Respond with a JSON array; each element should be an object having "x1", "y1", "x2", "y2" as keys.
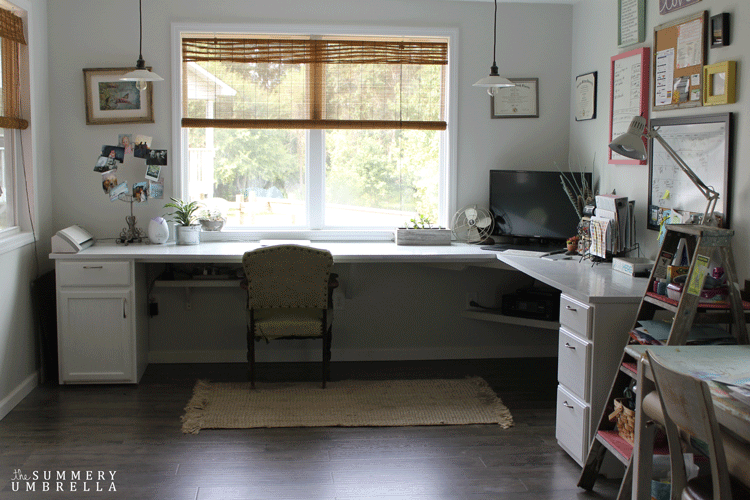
[{"x1": 451, "y1": 205, "x2": 495, "y2": 244}]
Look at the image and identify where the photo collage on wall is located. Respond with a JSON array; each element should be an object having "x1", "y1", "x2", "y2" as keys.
[{"x1": 94, "y1": 133, "x2": 167, "y2": 203}]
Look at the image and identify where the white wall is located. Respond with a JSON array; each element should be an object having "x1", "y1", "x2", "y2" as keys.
[
  {"x1": 570, "y1": 0, "x2": 750, "y2": 283},
  {"x1": 45, "y1": 0, "x2": 573, "y2": 362},
  {"x1": 0, "y1": 0, "x2": 52, "y2": 419}
]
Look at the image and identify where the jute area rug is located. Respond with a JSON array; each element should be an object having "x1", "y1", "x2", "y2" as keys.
[{"x1": 181, "y1": 377, "x2": 513, "y2": 434}]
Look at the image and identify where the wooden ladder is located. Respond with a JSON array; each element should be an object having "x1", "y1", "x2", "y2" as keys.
[{"x1": 577, "y1": 224, "x2": 748, "y2": 500}]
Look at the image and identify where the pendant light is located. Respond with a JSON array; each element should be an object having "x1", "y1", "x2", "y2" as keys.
[
  {"x1": 473, "y1": 0, "x2": 514, "y2": 96},
  {"x1": 121, "y1": 0, "x2": 163, "y2": 91}
]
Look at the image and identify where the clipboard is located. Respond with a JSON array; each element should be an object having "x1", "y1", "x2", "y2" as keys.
[{"x1": 653, "y1": 11, "x2": 707, "y2": 111}]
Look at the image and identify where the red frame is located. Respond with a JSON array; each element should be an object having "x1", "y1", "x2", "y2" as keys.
[{"x1": 609, "y1": 47, "x2": 650, "y2": 165}]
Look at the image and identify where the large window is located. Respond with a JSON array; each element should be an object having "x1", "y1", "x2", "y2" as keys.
[
  {"x1": 177, "y1": 28, "x2": 454, "y2": 235},
  {"x1": 0, "y1": 4, "x2": 28, "y2": 236}
]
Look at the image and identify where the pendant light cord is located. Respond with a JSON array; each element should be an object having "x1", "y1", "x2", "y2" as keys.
[
  {"x1": 492, "y1": 0, "x2": 497, "y2": 68},
  {"x1": 138, "y1": 0, "x2": 144, "y2": 61}
]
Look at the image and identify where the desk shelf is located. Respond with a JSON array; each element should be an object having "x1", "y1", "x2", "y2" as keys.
[
  {"x1": 154, "y1": 279, "x2": 242, "y2": 288},
  {"x1": 460, "y1": 308, "x2": 560, "y2": 331}
]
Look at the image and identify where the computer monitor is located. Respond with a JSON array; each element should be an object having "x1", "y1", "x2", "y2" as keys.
[{"x1": 489, "y1": 170, "x2": 592, "y2": 245}]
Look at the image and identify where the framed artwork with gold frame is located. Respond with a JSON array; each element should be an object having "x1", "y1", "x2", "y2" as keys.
[
  {"x1": 702, "y1": 61, "x2": 736, "y2": 106},
  {"x1": 83, "y1": 67, "x2": 155, "y2": 125}
]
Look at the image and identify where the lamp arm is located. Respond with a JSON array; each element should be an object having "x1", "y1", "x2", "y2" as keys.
[{"x1": 647, "y1": 128, "x2": 720, "y2": 223}]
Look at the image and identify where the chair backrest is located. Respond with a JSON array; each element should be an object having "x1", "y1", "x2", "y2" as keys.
[
  {"x1": 242, "y1": 245, "x2": 333, "y2": 310},
  {"x1": 647, "y1": 351, "x2": 733, "y2": 500}
]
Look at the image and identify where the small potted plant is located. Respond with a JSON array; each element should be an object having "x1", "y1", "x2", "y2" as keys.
[
  {"x1": 198, "y1": 209, "x2": 225, "y2": 232},
  {"x1": 164, "y1": 197, "x2": 202, "y2": 245},
  {"x1": 395, "y1": 213, "x2": 451, "y2": 246}
]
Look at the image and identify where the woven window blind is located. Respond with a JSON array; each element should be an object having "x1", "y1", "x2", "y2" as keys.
[
  {"x1": 181, "y1": 35, "x2": 447, "y2": 130},
  {"x1": 0, "y1": 7, "x2": 27, "y2": 130}
]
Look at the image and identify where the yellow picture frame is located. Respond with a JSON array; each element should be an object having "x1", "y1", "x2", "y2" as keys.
[{"x1": 702, "y1": 61, "x2": 736, "y2": 106}]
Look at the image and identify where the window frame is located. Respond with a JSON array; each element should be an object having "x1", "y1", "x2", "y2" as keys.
[
  {"x1": 171, "y1": 22, "x2": 458, "y2": 241},
  {"x1": 0, "y1": 0, "x2": 35, "y2": 254}
]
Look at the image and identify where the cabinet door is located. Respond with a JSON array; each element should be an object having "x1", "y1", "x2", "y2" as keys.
[{"x1": 58, "y1": 289, "x2": 134, "y2": 383}]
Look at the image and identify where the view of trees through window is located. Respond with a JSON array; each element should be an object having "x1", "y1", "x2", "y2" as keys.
[{"x1": 185, "y1": 46, "x2": 442, "y2": 229}]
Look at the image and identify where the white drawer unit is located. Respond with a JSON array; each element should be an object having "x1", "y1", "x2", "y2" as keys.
[
  {"x1": 558, "y1": 326, "x2": 591, "y2": 401},
  {"x1": 555, "y1": 293, "x2": 639, "y2": 466},
  {"x1": 55, "y1": 260, "x2": 148, "y2": 384},
  {"x1": 556, "y1": 385, "x2": 589, "y2": 464}
]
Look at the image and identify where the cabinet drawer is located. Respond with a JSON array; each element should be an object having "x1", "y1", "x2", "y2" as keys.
[
  {"x1": 556, "y1": 385, "x2": 589, "y2": 465},
  {"x1": 558, "y1": 327, "x2": 591, "y2": 401},
  {"x1": 559, "y1": 294, "x2": 592, "y2": 339},
  {"x1": 57, "y1": 261, "x2": 131, "y2": 287}
]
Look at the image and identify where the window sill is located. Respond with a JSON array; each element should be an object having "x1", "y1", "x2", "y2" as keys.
[
  {"x1": 0, "y1": 230, "x2": 35, "y2": 255},
  {"x1": 197, "y1": 229, "x2": 396, "y2": 243}
]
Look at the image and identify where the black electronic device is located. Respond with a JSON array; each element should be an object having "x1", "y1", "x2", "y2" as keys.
[
  {"x1": 501, "y1": 287, "x2": 561, "y2": 321},
  {"x1": 489, "y1": 170, "x2": 593, "y2": 247}
]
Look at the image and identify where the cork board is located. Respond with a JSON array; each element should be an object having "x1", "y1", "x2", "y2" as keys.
[{"x1": 653, "y1": 10, "x2": 707, "y2": 111}]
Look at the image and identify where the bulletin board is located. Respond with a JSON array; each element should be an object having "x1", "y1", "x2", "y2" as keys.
[
  {"x1": 647, "y1": 113, "x2": 732, "y2": 230},
  {"x1": 652, "y1": 11, "x2": 707, "y2": 111},
  {"x1": 609, "y1": 47, "x2": 650, "y2": 164}
]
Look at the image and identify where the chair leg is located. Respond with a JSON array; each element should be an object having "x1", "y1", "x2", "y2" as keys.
[
  {"x1": 247, "y1": 326, "x2": 256, "y2": 389},
  {"x1": 322, "y1": 324, "x2": 332, "y2": 389}
]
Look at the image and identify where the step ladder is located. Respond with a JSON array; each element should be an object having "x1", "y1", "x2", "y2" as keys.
[{"x1": 577, "y1": 224, "x2": 749, "y2": 500}]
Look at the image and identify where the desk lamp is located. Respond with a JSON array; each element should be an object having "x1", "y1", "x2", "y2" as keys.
[{"x1": 608, "y1": 116, "x2": 720, "y2": 226}]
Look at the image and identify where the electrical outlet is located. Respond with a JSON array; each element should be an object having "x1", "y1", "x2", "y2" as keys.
[{"x1": 466, "y1": 292, "x2": 478, "y2": 309}]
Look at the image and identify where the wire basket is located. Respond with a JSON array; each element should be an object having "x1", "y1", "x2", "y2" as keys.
[{"x1": 608, "y1": 398, "x2": 635, "y2": 443}]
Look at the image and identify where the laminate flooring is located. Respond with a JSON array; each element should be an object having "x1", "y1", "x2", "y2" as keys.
[{"x1": 0, "y1": 359, "x2": 622, "y2": 499}]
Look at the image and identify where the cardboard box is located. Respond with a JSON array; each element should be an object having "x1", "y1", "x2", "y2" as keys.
[{"x1": 612, "y1": 257, "x2": 653, "y2": 276}]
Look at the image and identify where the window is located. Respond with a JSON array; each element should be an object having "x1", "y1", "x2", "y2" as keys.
[
  {"x1": 0, "y1": 4, "x2": 28, "y2": 236},
  {"x1": 176, "y1": 27, "x2": 454, "y2": 236}
]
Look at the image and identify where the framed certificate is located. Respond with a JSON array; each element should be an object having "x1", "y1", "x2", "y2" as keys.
[
  {"x1": 491, "y1": 78, "x2": 539, "y2": 118},
  {"x1": 575, "y1": 71, "x2": 597, "y2": 121}
]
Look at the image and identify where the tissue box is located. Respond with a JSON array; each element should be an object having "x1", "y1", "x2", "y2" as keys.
[{"x1": 612, "y1": 257, "x2": 653, "y2": 276}]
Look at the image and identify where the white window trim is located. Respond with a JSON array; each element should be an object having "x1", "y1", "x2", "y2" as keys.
[{"x1": 170, "y1": 22, "x2": 458, "y2": 241}]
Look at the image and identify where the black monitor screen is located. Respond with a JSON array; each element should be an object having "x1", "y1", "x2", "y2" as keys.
[{"x1": 489, "y1": 170, "x2": 592, "y2": 243}]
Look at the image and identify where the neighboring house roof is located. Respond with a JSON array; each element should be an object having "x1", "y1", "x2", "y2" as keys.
[{"x1": 186, "y1": 62, "x2": 237, "y2": 100}]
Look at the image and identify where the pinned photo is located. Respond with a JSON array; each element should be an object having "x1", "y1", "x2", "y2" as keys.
[
  {"x1": 145, "y1": 163, "x2": 161, "y2": 181},
  {"x1": 134, "y1": 135, "x2": 152, "y2": 159},
  {"x1": 102, "y1": 170, "x2": 118, "y2": 193},
  {"x1": 94, "y1": 155, "x2": 117, "y2": 172},
  {"x1": 101, "y1": 145, "x2": 125, "y2": 163},
  {"x1": 146, "y1": 149, "x2": 168, "y2": 166},
  {"x1": 148, "y1": 179, "x2": 164, "y2": 199},
  {"x1": 118, "y1": 134, "x2": 133, "y2": 154},
  {"x1": 133, "y1": 181, "x2": 148, "y2": 202},
  {"x1": 109, "y1": 181, "x2": 128, "y2": 202}
]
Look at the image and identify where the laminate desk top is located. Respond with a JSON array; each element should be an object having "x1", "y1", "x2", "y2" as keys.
[{"x1": 50, "y1": 241, "x2": 649, "y2": 303}]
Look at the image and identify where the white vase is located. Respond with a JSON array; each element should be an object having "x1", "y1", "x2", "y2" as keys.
[
  {"x1": 176, "y1": 224, "x2": 201, "y2": 245},
  {"x1": 148, "y1": 217, "x2": 169, "y2": 244}
]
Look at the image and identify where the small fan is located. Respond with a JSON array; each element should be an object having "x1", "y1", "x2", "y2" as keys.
[{"x1": 451, "y1": 205, "x2": 495, "y2": 244}]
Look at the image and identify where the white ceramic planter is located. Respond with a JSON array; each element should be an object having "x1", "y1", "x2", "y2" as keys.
[{"x1": 176, "y1": 224, "x2": 201, "y2": 245}]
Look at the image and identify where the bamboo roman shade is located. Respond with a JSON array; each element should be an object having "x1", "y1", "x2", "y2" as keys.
[
  {"x1": 181, "y1": 35, "x2": 447, "y2": 130},
  {"x1": 0, "y1": 7, "x2": 27, "y2": 130}
]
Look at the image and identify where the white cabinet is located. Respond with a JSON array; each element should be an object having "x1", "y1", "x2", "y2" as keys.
[
  {"x1": 556, "y1": 293, "x2": 639, "y2": 465},
  {"x1": 55, "y1": 261, "x2": 148, "y2": 384}
]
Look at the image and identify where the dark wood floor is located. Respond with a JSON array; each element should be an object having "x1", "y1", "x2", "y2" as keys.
[{"x1": 0, "y1": 359, "x2": 621, "y2": 499}]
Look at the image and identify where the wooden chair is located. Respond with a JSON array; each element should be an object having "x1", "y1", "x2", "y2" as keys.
[
  {"x1": 242, "y1": 245, "x2": 334, "y2": 389},
  {"x1": 646, "y1": 351, "x2": 750, "y2": 500}
]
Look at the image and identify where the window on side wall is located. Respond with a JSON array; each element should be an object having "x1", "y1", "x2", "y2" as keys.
[
  {"x1": 0, "y1": 4, "x2": 29, "y2": 238},
  {"x1": 178, "y1": 30, "x2": 452, "y2": 236}
]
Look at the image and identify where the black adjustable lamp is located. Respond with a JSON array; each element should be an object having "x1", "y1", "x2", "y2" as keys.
[{"x1": 608, "y1": 116, "x2": 720, "y2": 226}]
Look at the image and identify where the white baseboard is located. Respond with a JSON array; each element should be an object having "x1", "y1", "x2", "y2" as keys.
[
  {"x1": 0, "y1": 372, "x2": 38, "y2": 421},
  {"x1": 148, "y1": 345, "x2": 557, "y2": 364}
]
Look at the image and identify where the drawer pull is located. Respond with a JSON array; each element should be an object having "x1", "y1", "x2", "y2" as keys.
[
  {"x1": 82, "y1": 266, "x2": 104, "y2": 269},
  {"x1": 564, "y1": 342, "x2": 576, "y2": 350},
  {"x1": 562, "y1": 401, "x2": 574, "y2": 409},
  {"x1": 565, "y1": 305, "x2": 577, "y2": 312}
]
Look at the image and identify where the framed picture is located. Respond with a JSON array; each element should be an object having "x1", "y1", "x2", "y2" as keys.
[
  {"x1": 609, "y1": 48, "x2": 650, "y2": 164},
  {"x1": 83, "y1": 68, "x2": 154, "y2": 125},
  {"x1": 710, "y1": 13, "x2": 730, "y2": 48},
  {"x1": 703, "y1": 61, "x2": 736, "y2": 106},
  {"x1": 574, "y1": 72, "x2": 597, "y2": 121},
  {"x1": 490, "y1": 78, "x2": 538, "y2": 118},
  {"x1": 618, "y1": 0, "x2": 645, "y2": 47}
]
